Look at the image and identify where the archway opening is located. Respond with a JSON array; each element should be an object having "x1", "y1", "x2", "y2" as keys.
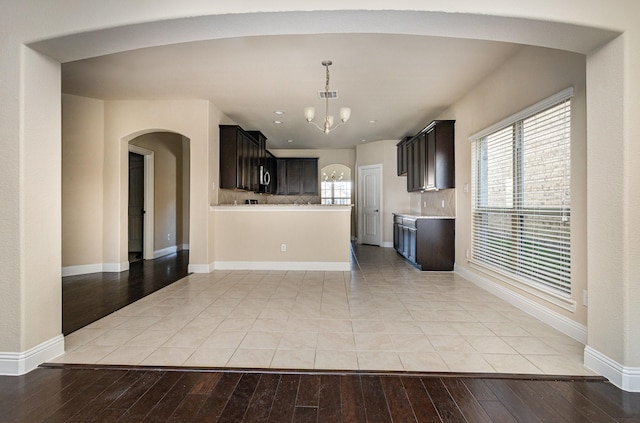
[{"x1": 128, "y1": 131, "x2": 191, "y2": 261}]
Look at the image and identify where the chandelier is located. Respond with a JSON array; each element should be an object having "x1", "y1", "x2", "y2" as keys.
[{"x1": 304, "y1": 60, "x2": 351, "y2": 134}]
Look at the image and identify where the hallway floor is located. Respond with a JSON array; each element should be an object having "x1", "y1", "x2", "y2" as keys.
[
  {"x1": 53, "y1": 245, "x2": 592, "y2": 376},
  {"x1": 62, "y1": 250, "x2": 190, "y2": 334}
]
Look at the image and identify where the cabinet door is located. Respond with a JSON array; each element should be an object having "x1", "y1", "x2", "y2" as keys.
[
  {"x1": 276, "y1": 159, "x2": 287, "y2": 195},
  {"x1": 415, "y1": 219, "x2": 455, "y2": 271},
  {"x1": 408, "y1": 134, "x2": 426, "y2": 192},
  {"x1": 217, "y1": 127, "x2": 241, "y2": 189},
  {"x1": 238, "y1": 133, "x2": 248, "y2": 190},
  {"x1": 426, "y1": 128, "x2": 436, "y2": 190},
  {"x1": 286, "y1": 159, "x2": 303, "y2": 195},
  {"x1": 250, "y1": 138, "x2": 259, "y2": 192},
  {"x1": 399, "y1": 226, "x2": 407, "y2": 257},
  {"x1": 435, "y1": 121, "x2": 455, "y2": 190},
  {"x1": 393, "y1": 223, "x2": 400, "y2": 251},
  {"x1": 302, "y1": 159, "x2": 318, "y2": 195},
  {"x1": 407, "y1": 137, "x2": 417, "y2": 191},
  {"x1": 242, "y1": 135, "x2": 251, "y2": 190},
  {"x1": 407, "y1": 228, "x2": 417, "y2": 262},
  {"x1": 405, "y1": 141, "x2": 413, "y2": 191},
  {"x1": 397, "y1": 138, "x2": 409, "y2": 176}
]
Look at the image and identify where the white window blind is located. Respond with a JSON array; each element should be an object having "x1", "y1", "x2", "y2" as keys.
[{"x1": 471, "y1": 92, "x2": 572, "y2": 296}]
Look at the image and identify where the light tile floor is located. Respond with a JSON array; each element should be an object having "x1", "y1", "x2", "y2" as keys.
[{"x1": 54, "y1": 245, "x2": 593, "y2": 376}]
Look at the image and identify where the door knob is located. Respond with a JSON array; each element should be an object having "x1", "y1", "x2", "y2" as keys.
[{"x1": 374, "y1": 209, "x2": 379, "y2": 212}]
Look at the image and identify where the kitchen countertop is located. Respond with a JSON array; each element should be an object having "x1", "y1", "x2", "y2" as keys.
[
  {"x1": 211, "y1": 204, "x2": 353, "y2": 212},
  {"x1": 393, "y1": 212, "x2": 455, "y2": 219}
]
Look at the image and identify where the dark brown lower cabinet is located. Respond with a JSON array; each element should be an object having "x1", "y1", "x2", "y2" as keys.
[{"x1": 393, "y1": 214, "x2": 455, "y2": 271}]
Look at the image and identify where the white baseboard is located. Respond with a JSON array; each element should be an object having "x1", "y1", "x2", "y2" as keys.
[
  {"x1": 153, "y1": 245, "x2": 178, "y2": 259},
  {"x1": 154, "y1": 244, "x2": 190, "y2": 259},
  {"x1": 62, "y1": 263, "x2": 103, "y2": 277},
  {"x1": 0, "y1": 335, "x2": 65, "y2": 376},
  {"x1": 381, "y1": 241, "x2": 394, "y2": 248},
  {"x1": 188, "y1": 263, "x2": 214, "y2": 273},
  {"x1": 103, "y1": 262, "x2": 129, "y2": 272},
  {"x1": 214, "y1": 261, "x2": 351, "y2": 272},
  {"x1": 584, "y1": 346, "x2": 640, "y2": 392},
  {"x1": 62, "y1": 262, "x2": 129, "y2": 277},
  {"x1": 455, "y1": 264, "x2": 587, "y2": 344}
]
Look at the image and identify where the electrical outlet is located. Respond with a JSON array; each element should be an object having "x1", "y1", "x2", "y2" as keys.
[
  {"x1": 583, "y1": 289, "x2": 588, "y2": 307},
  {"x1": 423, "y1": 201, "x2": 427, "y2": 208},
  {"x1": 465, "y1": 248, "x2": 470, "y2": 259},
  {"x1": 441, "y1": 200, "x2": 445, "y2": 208},
  {"x1": 280, "y1": 243, "x2": 287, "y2": 252},
  {"x1": 167, "y1": 233, "x2": 170, "y2": 240}
]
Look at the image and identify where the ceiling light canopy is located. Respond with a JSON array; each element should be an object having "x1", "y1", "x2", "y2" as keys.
[{"x1": 304, "y1": 60, "x2": 351, "y2": 134}]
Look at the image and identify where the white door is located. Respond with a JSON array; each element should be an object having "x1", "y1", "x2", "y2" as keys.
[{"x1": 359, "y1": 164, "x2": 382, "y2": 246}]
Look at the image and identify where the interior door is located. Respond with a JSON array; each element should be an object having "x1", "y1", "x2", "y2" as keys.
[
  {"x1": 359, "y1": 164, "x2": 382, "y2": 246},
  {"x1": 128, "y1": 152, "x2": 144, "y2": 254}
]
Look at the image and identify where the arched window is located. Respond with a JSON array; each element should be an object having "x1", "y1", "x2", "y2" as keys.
[{"x1": 320, "y1": 164, "x2": 352, "y2": 205}]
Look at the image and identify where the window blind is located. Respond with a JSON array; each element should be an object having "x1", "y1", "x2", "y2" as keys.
[{"x1": 471, "y1": 94, "x2": 572, "y2": 296}]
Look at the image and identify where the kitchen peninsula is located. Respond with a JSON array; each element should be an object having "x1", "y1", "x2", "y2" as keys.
[{"x1": 210, "y1": 204, "x2": 352, "y2": 271}]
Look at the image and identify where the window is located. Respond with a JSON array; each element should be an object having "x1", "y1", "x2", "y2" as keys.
[
  {"x1": 321, "y1": 171, "x2": 352, "y2": 205},
  {"x1": 471, "y1": 89, "x2": 572, "y2": 296}
]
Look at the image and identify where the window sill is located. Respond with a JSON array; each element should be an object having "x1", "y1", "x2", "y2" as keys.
[{"x1": 468, "y1": 260, "x2": 577, "y2": 312}]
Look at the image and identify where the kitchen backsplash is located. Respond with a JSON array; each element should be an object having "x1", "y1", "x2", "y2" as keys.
[
  {"x1": 218, "y1": 189, "x2": 319, "y2": 205},
  {"x1": 410, "y1": 188, "x2": 456, "y2": 217}
]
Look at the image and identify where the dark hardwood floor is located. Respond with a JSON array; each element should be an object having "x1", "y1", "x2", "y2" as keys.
[
  {"x1": 1, "y1": 366, "x2": 638, "y2": 422},
  {"x1": 62, "y1": 251, "x2": 190, "y2": 335}
]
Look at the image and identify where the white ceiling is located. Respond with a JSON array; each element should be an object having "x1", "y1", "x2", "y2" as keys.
[{"x1": 62, "y1": 33, "x2": 524, "y2": 149}]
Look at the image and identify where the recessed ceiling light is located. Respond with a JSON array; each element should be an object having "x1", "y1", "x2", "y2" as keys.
[
  {"x1": 361, "y1": 139, "x2": 367, "y2": 143},
  {"x1": 287, "y1": 139, "x2": 293, "y2": 143},
  {"x1": 369, "y1": 120, "x2": 376, "y2": 124},
  {"x1": 273, "y1": 120, "x2": 283, "y2": 124},
  {"x1": 274, "y1": 110, "x2": 284, "y2": 115}
]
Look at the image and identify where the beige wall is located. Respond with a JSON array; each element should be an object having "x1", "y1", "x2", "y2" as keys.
[
  {"x1": 437, "y1": 46, "x2": 588, "y2": 324},
  {"x1": 180, "y1": 138, "x2": 190, "y2": 246},
  {"x1": 356, "y1": 140, "x2": 411, "y2": 245},
  {"x1": 22, "y1": 48, "x2": 62, "y2": 349},
  {"x1": 62, "y1": 94, "x2": 105, "y2": 267},
  {"x1": 103, "y1": 99, "x2": 214, "y2": 270},
  {"x1": 130, "y1": 132, "x2": 190, "y2": 251},
  {"x1": 587, "y1": 35, "x2": 629, "y2": 367},
  {"x1": 62, "y1": 99, "x2": 203, "y2": 269}
]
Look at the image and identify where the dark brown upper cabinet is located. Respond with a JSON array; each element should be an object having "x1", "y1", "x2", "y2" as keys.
[
  {"x1": 404, "y1": 120, "x2": 455, "y2": 192},
  {"x1": 396, "y1": 136, "x2": 411, "y2": 176},
  {"x1": 219, "y1": 125, "x2": 264, "y2": 192},
  {"x1": 275, "y1": 158, "x2": 318, "y2": 196}
]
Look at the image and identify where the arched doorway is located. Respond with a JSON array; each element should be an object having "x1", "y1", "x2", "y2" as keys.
[{"x1": 128, "y1": 131, "x2": 190, "y2": 262}]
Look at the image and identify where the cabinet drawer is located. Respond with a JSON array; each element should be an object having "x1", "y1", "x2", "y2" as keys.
[{"x1": 402, "y1": 218, "x2": 417, "y2": 228}]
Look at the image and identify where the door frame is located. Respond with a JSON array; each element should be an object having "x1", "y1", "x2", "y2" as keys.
[
  {"x1": 128, "y1": 144, "x2": 155, "y2": 260},
  {"x1": 357, "y1": 163, "x2": 383, "y2": 246}
]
